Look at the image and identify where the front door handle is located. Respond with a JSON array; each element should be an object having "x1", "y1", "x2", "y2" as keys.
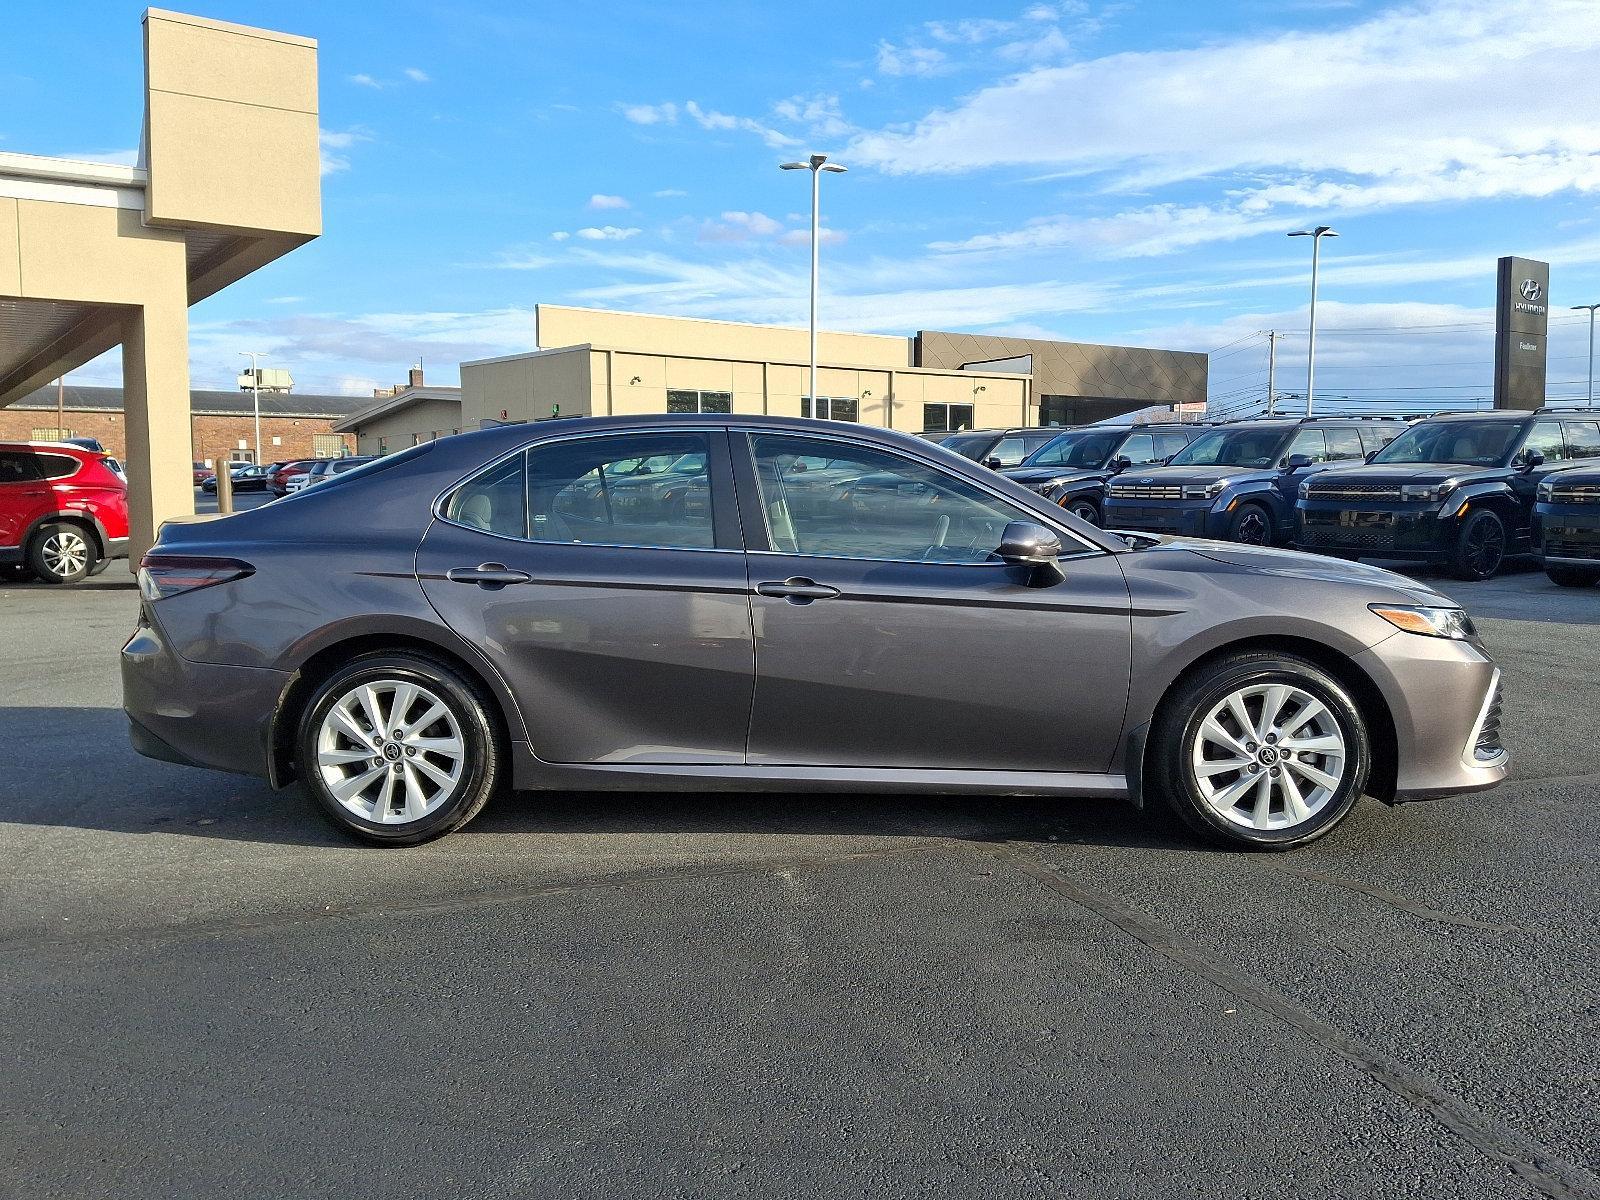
[
  {"x1": 446, "y1": 562, "x2": 532, "y2": 587},
  {"x1": 756, "y1": 577, "x2": 841, "y2": 601}
]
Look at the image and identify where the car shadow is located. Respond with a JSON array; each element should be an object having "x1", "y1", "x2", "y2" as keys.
[{"x1": 0, "y1": 706, "x2": 1193, "y2": 853}]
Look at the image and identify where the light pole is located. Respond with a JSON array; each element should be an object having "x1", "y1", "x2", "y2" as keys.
[
  {"x1": 239, "y1": 351, "x2": 268, "y2": 462},
  {"x1": 780, "y1": 153, "x2": 846, "y2": 417},
  {"x1": 1573, "y1": 304, "x2": 1599, "y2": 410},
  {"x1": 1265, "y1": 330, "x2": 1280, "y2": 416},
  {"x1": 1289, "y1": 226, "x2": 1338, "y2": 417}
]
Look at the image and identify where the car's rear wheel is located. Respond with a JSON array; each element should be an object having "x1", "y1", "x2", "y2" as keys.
[
  {"x1": 1546, "y1": 563, "x2": 1600, "y2": 588},
  {"x1": 1148, "y1": 651, "x2": 1370, "y2": 850},
  {"x1": 1066, "y1": 498, "x2": 1100, "y2": 525},
  {"x1": 29, "y1": 522, "x2": 97, "y2": 584},
  {"x1": 1450, "y1": 508, "x2": 1506, "y2": 580},
  {"x1": 296, "y1": 652, "x2": 501, "y2": 845},
  {"x1": 1228, "y1": 502, "x2": 1274, "y2": 545}
]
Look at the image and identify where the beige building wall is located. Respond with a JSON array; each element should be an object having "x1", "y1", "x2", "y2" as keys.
[
  {"x1": 352, "y1": 398, "x2": 464, "y2": 455},
  {"x1": 461, "y1": 347, "x2": 592, "y2": 428}
]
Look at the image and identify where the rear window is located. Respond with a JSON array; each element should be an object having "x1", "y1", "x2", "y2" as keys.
[
  {"x1": 35, "y1": 453, "x2": 80, "y2": 480},
  {"x1": 0, "y1": 451, "x2": 43, "y2": 483},
  {"x1": 278, "y1": 446, "x2": 431, "y2": 499}
]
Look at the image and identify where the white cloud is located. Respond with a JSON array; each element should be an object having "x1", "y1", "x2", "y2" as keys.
[
  {"x1": 654, "y1": 188, "x2": 688, "y2": 198},
  {"x1": 699, "y1": 211, "x2": 785, "y2": 242},
  {"x1": 576, "y1": 225, "x2": 642, "y2": 241},
  {"x1": 265, "y1": 296, "x2": 304, "y2": 305},
  {"x1": 318, "y1": 128, "x2": 369, "y2": 175},
  {"x1": 620, "y1": 102, "x2": 678, "y2": 125},
  {"x1": 403, "y1": 67, "x2": 430, "y2": 83},
  {"x1": 348, "y1": 73, "x2": 383, "y2": 89},
  {"x1": 550, "y1": 231, "x2": 571, "y2": 242},
  {"x1": 876, "y1": 41, "x2": 950, "y2": 77},
  {"x1": 587, "y1": 193, "x2": 630, "y2": 211},
  {"x1": 682, "y1": 100, "x2": 798, "y2": 149},
  {"x1": 772, "y1": 93, "x2": 854, "y2": 139}
]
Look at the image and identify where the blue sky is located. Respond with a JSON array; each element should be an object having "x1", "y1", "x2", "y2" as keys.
[{"x1": 5, "y1": 0, "x2": 1600, "y2": 410}]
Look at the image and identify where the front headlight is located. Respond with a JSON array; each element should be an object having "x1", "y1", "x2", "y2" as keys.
[
  {"x1": 1537, "y1": 480, "x2": 1553, "y2": 501},
  {"x1": 1369, "y1": 604, "x2": 1477, "y2": 640},
  {"x1": 1183, "y1": 479, "x2": 1227, "y2": 500},
  {"x1": 1298, "y1": 480, "x2": 1311, "y2": 499},
  {"x1": 1401, "y1": 480, "x2": 1459, "y2": 502}
]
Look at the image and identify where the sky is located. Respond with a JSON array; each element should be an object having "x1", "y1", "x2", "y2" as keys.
[{"x1": 4, "y1": 0, "x2": 1600, "y2": 413}]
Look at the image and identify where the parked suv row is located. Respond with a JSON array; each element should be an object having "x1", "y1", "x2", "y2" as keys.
[
  {"x1": 1297, "y1": 409, "x2": 1600, "y2": 580},
  {"x1": 1537, "y1": 461, "x2": 1600, "y2": 587},
  {"x1": 0, "y1": 440, "x2": 129, "y2": 583},
  {"x1": 1001, "y1": 422, "x2": 1205, "y2": 524}
]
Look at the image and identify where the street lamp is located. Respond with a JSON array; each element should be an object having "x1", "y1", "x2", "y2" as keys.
[
  {"x1": 1573, "y1": 304, "x2": 1600, "y2": 410},
  {"x1": 1288, "y1": 226, "x2": 1338, "y2": 417},
  {"x1": 780, "y1": 153, "x2": 847, "y2": 417},
  {"x1": 238, "y1": 350, "x2": 268, "y2": 462}
]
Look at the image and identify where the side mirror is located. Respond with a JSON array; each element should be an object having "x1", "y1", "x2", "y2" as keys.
[
  {"x1": 1519, "y1": 450, "x2": 1545, "y2": 472},
  {"x1": 1110, "y1": 455, "x2": 1133, "y2": 474},
  {"x1": 983, "y1": 456, "x2": 1003, "y2": 470},
  {"x1": 995, "y1": 520, "x2": 1061, "y2": 565},
  {"x1": 1281, "y1": 453, "x2": 1314, "y2": 473},
  {"x1": 1364, "y1": 449, "x2": 1378, "y2": 463}
]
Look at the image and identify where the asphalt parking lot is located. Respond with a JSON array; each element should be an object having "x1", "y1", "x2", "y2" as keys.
[{"x1": 2, "y1": 559, "x2": 1597, "y2": 1199}]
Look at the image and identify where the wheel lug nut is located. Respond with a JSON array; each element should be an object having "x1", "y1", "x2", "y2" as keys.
[
  {"x1": 405, "y1": 746, "x2": 416, "y2": 757},
  {"x1": 1246, "y1": 742, "x2": 1258, "y2": 753},
  {"x1": 1247, "y1": 763, "x2": 1259, "y2": 774},
  {"x1": 1266, "y1": 733, "x2": 1277, "y2": 744},
  {"x1": 1270, "y1": 767, "x2": 1281, "y2": 778}
]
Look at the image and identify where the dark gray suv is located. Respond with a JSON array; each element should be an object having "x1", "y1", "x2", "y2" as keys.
[{"x1": 123, "y1": 416, "x2": 1507, "y2": 851}]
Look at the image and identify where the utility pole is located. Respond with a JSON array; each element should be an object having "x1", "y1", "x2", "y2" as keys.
[
  {"x1": 1573, "y1": 304, "x2": 1599, "y2": 410},
  {"x1": 1265, "y1": 331, "x2": 1279, "y2": 416},
  {"x1": 780, "y1": 153, "x2": 847, "y2": 417},
  {"x1": 56, "y1": 375, "x2": 64, "y2": 440},
  {"x1": 239, "y1": 351, "x2": 267, "y2": 462},
  {"x1": 1289, "y1": 226, "x2": 1338, "y2": 418}
]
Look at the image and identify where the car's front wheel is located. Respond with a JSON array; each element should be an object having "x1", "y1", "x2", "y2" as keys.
[
  {"x1": 1228, "y1": 502, "x2": 1274, "y2": 546},
  {"x1": 1546, "y1": 563, "x2": 1600, "y2": 588},
  {"x1": 1066, "y1": 498, "x2": 1100, "y2": 525},
  {"x1": 1450, "y1": 509, "x2": 1506, "y2": 580},
  {"x1": 29, "y1": 522, "x2": 97, "y2": 584},
  {"x1": 296, "y1": 652, "x2": 502, "y2": 845},
  {"x1": 1147, "y1": 651, "x2": 1370, "y2": 850}
]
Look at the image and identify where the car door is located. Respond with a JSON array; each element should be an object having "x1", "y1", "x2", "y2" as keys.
[
  {"x1": 0, "y1": 450, "x2": 48, "y2": 548},
  {"x1": 733, "y1": 430, "x2": 1132, "y2": 774},
  {"x1": 416, "y1": 429, "x2": 755, "y2": 765}
]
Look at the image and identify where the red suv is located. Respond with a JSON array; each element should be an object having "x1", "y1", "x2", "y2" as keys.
[
  {"x1": 0, "y1": 441, "x2": 130, "y2": 583},
  {"x1": 269, "y1": 459, "x2": 318, "y2": 496}
]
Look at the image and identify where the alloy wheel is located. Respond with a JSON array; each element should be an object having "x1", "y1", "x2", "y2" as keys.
[
  {"x1": 41, "y1": 530, "x2": 89, "y2": 578},
  {"x1": 1069, "y1": 500, "x2": 1099, "y2": 525},
  {"x1": 1465, "y1": 517, "x2": 1505, "y2": 576},
  {"x1": 315, "y1": 679, "x2": 466, "y2": 825},
  {"x1": 1235, "y1": 509, "x2": 1270, "y2": 544},
  {"x1": 1189, "y1": 682, "x2": 1347, "y2": 831}
]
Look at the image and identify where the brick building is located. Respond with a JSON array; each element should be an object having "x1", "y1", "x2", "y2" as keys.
[{"x1": 0, "y1": 384, "x2": 361, "y2": 466}]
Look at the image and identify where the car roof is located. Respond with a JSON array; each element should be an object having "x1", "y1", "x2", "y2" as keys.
[{"x1": 0, "y1": 440, "x2": 97, "y2": 454}]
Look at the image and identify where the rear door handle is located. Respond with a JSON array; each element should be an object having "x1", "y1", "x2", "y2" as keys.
[
  {"x1": 756, "y1": 577, "x2": 841, "y2": 601},
  {"x1": 446, "y1": 562, "x2": 532, "y2": 587}
]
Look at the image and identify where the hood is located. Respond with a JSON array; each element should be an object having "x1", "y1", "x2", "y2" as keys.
[
  {"x1": 1113, "y1": 463, "x2": 1261, "y2": 487},
  {"x1": 1174, "y1": 538, "x2": 1449, "y2": 604},
  {"x1": 1311, "y1": 461, "x2": 1501, "y2": 487},
  {"x1": 1002, "y1": 466, "x2": 1104, "y2": 489}
]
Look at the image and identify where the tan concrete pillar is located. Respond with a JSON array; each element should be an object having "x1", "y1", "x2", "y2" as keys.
[{"x1": 121, "y1": 294, "x2": 195, "y2": 563}]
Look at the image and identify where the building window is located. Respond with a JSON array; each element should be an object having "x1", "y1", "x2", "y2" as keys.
[
  {"x1": 30, "y1": 427, "x2": 75, "y2": 441},
  {"x1": 922, "y1": 403, "x2": 975, "y2": 433},
  {"x1": 666, "y1": 389, "x2": 733, "y2": 415},
  {"x1": 312, "y1": 434, "x2": 346, "y2": 458},
  {"x1": 800, "y1": 397, "x2": 860, "y2": 422}
]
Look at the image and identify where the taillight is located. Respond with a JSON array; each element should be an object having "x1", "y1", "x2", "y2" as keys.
[{"x1": 137, "y1": 554, "x2": 254, "y2": 600}]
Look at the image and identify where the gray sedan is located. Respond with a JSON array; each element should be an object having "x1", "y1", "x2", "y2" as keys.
[{"x1": 122, "y1": 415, "x2": 1507, "y2": 850}]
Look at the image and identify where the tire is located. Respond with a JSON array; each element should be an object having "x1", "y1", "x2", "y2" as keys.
[
  {"x1": 295, "y1": 652, "x2": 502, "y2": 846},
  {"x1": 1228, "y1": 502, "x2": 1274, "y2": 546},
  {"x1": 1066, "y1": 497, "x2": 1100, "y2": 526},
  {"x1": 1147, "y1": 651, "x2": 1371, "y2": 850},
  {"x1": 1546, "y1": 563, "x2": 1600, "y2": 588},
  {"x1": 1450, "y1": 508, "x2": 1506, "y2": 580},
  {"x1": 28, "y1": 522, "x2": 97, "y2": 584}
]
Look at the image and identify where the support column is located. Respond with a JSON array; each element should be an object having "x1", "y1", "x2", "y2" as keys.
[{"x1": 120, "y1": 294, "x2": 194, "y2": 563}]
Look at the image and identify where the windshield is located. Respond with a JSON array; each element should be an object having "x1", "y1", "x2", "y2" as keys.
[
  {"x1": 1168, "y1": 427, "x2": 1291, "y2": 469},
  {"x1": 938, "y1": 433, "x2": 992, "y2": 461},
  {"x1": 1371, "y1": 420, "x2": 1522, "y2": 467},
  {"x1": 1022, "y1": 429, "x2": 1121, "y2": 469}
]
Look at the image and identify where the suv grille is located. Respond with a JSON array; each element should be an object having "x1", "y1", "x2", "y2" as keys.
[
  {"x1": 1474, "y1": 681, "x2": 1503, "y2": 761},
  {"x1": 1548, "y1": 482, "x2": 1600, "y2": 504},
  {"x1": 1298, "y1": 526, "x2": 1396, "y2": 550},
  {"x1": 1307, "y1": 480, "x2": 1403, "y2": 501},
  {"x1": 1109, "y1": 484, "x2": 1183, "y2": 500}
]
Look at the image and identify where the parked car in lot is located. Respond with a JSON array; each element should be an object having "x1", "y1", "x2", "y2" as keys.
[
  {"x1": 192, "y1": 461, "x2": 215, "y2": 486},
  {"x1": 936, "y1": 427, "x2": 1061, "y2": 469},
  {"x1": 268, "y1": 459, "x2": 319, "y2": 496},
  {"x1": 1102, "y1": 417, "x2": 1403, "y2": 545},
  {"x1": 0, "y1": 440, "x2": 129, "y2": 583},
  {"x1": 1537, "y1": 464, "x2": 1600, "y2": 587},
  {"x1": 1297, "y1": 409, "x2": 1600, "y2": 580},
  {"x1": 299, "y1": 455, "x2": 376, "y2": 490},
  {"x1": 1003, "y1": 422, "x2": 1205, "y2": 524},
  {"x1": 124, "y1": 415, "x2": 1507, "y2": 851},
  {"x1": 201, "y1": 463, "x2": 271, "y2": 494}
]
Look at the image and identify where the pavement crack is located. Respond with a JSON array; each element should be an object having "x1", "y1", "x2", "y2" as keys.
[
  {"x1": 990, "y1": 841, "x2": 1600, "y2": 1200},
  {"x1": 1272, "y1": 863, "x2": 1524, "y2": 935}
]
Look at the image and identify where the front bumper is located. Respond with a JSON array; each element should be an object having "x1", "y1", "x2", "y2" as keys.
[
  {"x1": 1537, "y1": 502, "x2": 1600, "y2": 566},
  {"x1": 1355, "y1": 632, "x2": 1508, "y2": 801},
  {"x1": 121, "y1": 611, "x2": 290, "y2": 781},
  {"x1": 1295, "y1": 499, "x2": 1458, "y2": 559},
  {"x1": 1100, "y1": 498, "x2": 1226, "y2": 538}
]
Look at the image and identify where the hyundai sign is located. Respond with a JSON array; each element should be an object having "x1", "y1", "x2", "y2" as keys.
[{"x1": 1495, "y1": 256, "x2": 1549, "y2": 410}]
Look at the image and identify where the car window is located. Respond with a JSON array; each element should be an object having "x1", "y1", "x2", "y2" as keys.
[
  {"x1": 938, "y1": 433, "x2": 992, "y2": 461},
  {"x1": 750, "y1": 433, "x2": 1038, "y2": 565},
  {"x1": 1154, "y1": 432, "x2": 1190, "y2": 459},
  {"x1": 1021, "y1": 432, "x2": 1055, "y2": 455},
  {"x1": 1170, "y1": 427, "x2": 1292, "y2": 469},
  {"x1": 989, "y1": 437, "x2": 1027, "y2": 466},
  {"x1": 0, "y1": 451, "x2": 43, "y2": 483},
  {"x1": 472, "y1": 432, "x2": 720, "y2": 550},
  {"x1": 1117, "y1": 433, "x2": 1158, "y2": 464},
  {"x1": 1284, "y1": 429, "x2": 1329, "y2": 464},
  {"x1": 1358, "y1": 426, "x2": 1400, "y2": 455},
  {"x1": 1324, "y1": 429, "x2": 1364, "y2": 461},
  {"x1": 1371, "y1": 420, "x2": 1522, "y2": 467},
  {"x1": 1524, "y1": 421, "x2": 1566, "y2": 463},
  {"x1": 1025, "y1": 430, "x2": 1120, "y2": 468},
  {"x1": 1562, "y1": 420, "x2": 1600, "y2": 460}
]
